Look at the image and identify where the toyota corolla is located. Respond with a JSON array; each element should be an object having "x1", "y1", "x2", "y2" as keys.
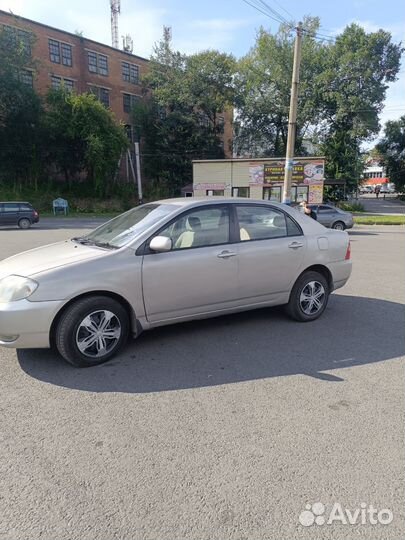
[{"x1": 0, "y1": 198, "x2": 352, "y2": 367}]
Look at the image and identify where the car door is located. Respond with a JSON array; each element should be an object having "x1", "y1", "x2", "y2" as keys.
[
  {"x1": 316, "y1": 205, "x2": 338, "y2": 227},
  {"x1": 233, "y1": 204, "x2": 306, "y2": 304},
  {"x1": 2, "y1": 203, "x2": 19, "y2": 225},
  {"x1": 142, "y1": 204, "x2": 239, "y2": 322}
]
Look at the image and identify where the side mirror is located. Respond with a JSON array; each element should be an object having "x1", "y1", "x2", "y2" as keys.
[{"x1": 149, "y1": 236, "x2": 172, "y2": 253}]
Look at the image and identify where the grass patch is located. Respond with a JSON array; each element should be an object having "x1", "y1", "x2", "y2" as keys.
[{"x1": 354, "y1": 215, "x2": 405, "y2": 225}]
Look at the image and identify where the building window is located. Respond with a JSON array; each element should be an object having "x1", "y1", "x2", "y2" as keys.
[
  {"x1": 98, "y1": 54, "x2": 108, "y2": 76},
  {"x1": 88, "y1": 51, "x2": 108, "y2": 75},
  {"x1": 263, "y1": 186, "x2": 281, "y2": 202},
  {"x1": 50, "y1": 75, "x2": 74, "y2": 91},
  {"x1": 50, "y1": 75, "x2": 62, "y2": 88},
  {"x1": 20, "y1": 69, "x2": 33, "y2": 87},
  {"x1": 88, "y1": 51, "x2": 97, "y2": 73},
  {"x1": 61, "y1": 43, "x2": 72, "y2": 66},
  {"x1": 2, "y1": 25, "x2": 31, "y2": 55},
  {"x1": 122, "y1": 62, "x2": 130, "y2": 82},
  {"x1": 232, "y1": 187, "x2": 249, "y2": 198},
  {"x1": 99, "y1": 87, "x2": 110, "y2": 107},
  {"x1": 199, "y1": 113, "x2": 211, "y2": 127},
  {"x1": 49, "y1": 39, "x2": 61, "y2": 63},
  {"x1": 89, "y1": 86, "x2": 110, "y2": 107},
  {"x1": 130, "y1": 64, "x2": 139, "y2": 84},
  {"x1": 123, "y1": 93, "x2": 139, "y2": 113},
  {"x1": 122, "y1": 62, "x2": 139, "y2": 84}
]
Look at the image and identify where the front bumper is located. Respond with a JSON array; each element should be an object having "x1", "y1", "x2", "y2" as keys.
[{"x1": 0, "y1": 298, "x2": 63, "y2": 349}]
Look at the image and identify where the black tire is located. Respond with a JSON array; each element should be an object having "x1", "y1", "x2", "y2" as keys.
[
  {"x1": 285, "y1": 271, "x2": 329, "y2": 322},
  {"x1": 18, "y1": 218, "x2": 31, "y2": 229},
  {"x1": 55, "y1": 296, "x2": 130, "y2": 367},
  {"x1": 332, "y1": 221, "x2": 345, "y2": 230}
]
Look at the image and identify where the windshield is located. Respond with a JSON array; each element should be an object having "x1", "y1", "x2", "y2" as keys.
[{"x1": 74, "y1": 204, "x2": 176, "y2": 248}]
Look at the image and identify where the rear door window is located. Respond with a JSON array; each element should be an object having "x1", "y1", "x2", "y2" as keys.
[
  {"x1": 236, "y1": 205, "x2": 287, "y2": 241},
  {"x1": 19, "y1": 203, "x2": 32, "y2": 211},
  {"x1": 3, "y1": 203, "x2": 19, "y2": 212}
]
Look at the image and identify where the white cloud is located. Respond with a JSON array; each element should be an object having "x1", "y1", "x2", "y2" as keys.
[
  {"x1": 333, "y1": 19, "x2": 404, "y2": 40},
  {"x1": 173, "y1": 17, "x2": 255, "y2": 55}
]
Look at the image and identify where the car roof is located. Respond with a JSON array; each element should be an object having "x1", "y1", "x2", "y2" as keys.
[
  {"x1": 152, "y1": 197, "x2": 292, "y2": 209},
  {"x1": 0, "y1": 201, "x2": 31, "y2": 204}
]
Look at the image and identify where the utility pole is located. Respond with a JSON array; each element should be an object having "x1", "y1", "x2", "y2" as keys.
[
  {"x1": 282, "y1": 22, "x2": 303, "y2": 204},
  {"x1": 134, "y1": 142, "x2": 143, "y2": 204}
]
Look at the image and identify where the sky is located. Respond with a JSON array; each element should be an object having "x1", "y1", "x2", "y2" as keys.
[{"x1": 1, "y1": 0, "x2": 404, "y2": 140}]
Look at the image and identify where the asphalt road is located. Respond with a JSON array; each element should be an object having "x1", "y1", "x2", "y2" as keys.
[
  {"x1": 0, "y1": 222, "x2": 404, "y2": 540},
  {"x1": 357, "y1": 194, "x2": 405, "y2": 215}
]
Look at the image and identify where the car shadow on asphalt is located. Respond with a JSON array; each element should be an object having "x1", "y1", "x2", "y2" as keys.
[
  {"x1": 348, "y1": 231, "x2": 379, "y2": 236},
  {"x1": 17, "y1": 295, "x2": 404, "y2": 394}
]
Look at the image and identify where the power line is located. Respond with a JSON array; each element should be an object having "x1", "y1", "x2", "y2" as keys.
[
  {"x1": 255, "y1": 0, "x2": 292, "y2": 26},
  {"x1": 241, "y1": 0, "x2": 292, "y2": 27}
]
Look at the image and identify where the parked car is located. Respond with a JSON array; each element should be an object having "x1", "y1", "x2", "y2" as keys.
[
  {"x1": 0, "y1": 198, "x2": 352, "y2": 367},
  {"x1": 307, "y1": 204, "x2": 353, "y2": 230},
  {"x1": 380, "y1": 185, "x2": 396, "y2": 194},
  {"x1": 0, "y1": 202, "x2": 39, "y2": 229},
  {"x1": 359, "y1": 186, "x2": 374, "y2": 194}
]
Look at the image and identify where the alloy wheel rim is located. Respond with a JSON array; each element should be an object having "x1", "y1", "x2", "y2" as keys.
[
  {"x1": 334, "y1": 222, "x2": 344, "y2": 230},
  {"x1": 299, "y1": 281, "x2": 325, "y2": 315},
  {"x1": 75, "y1": 309, "x2": 121, "y2": 358}
]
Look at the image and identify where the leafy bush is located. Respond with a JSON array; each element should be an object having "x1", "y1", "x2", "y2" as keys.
[{"x1": 338, "y1": 201, "x2": 364, "y2": 212}]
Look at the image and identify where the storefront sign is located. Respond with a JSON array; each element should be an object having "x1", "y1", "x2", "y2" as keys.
[{"x1": 249, "y1": 159, "x2": 325, "y2": 185}]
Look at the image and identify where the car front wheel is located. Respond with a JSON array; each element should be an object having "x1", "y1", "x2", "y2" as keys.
[
  {"x1": 286, "y1": 271, "x2": 329, "y2": 322},
  {"x1": 332, "y1": 221, "x2": 345, "y2": 230},
  {"x1": 55, "y1": 296, "x2": 130, "y2": 367}
]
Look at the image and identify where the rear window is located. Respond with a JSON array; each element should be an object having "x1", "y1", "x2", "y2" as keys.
[{"x1": 19, "y1": 204, "x2": 33, "y2": 211}]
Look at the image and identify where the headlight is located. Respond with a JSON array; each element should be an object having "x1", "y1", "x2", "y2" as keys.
[{"x1": 0, "y1": 275, "x2": 39, "y2": 303}]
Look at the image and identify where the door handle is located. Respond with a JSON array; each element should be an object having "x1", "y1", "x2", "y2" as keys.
[
  {"x1": 217, "y1": 250, "x2": 237, "y2": 258},
  {"x1": 288, "y1": 241, "x2": 304, "y2": 249}
]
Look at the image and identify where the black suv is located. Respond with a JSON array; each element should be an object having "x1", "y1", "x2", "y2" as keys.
[{"x1": 0, "y1": 202, "x2": 39, "y2": 229}]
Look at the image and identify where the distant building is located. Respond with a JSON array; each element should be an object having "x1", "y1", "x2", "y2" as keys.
[
  {"x1": 193, "y1": 157, "x2": 325, "y2": 203},
  {"x1": 0, "y1": 9, "x2": 232, "y2": 159},
  {"x1": 362, "y1": 158, "x2": 389, "y2": 186}
]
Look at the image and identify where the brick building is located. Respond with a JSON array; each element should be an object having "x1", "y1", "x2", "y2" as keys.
[{"x1": 0, "y1": 9, "x2": 232, "y2": 159}]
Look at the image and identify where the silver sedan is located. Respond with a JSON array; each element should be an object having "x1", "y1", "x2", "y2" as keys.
[
  {"x1": 0, "y1": 198, "x2": 352, "y2": 367},
  {"x1": 308, "y1": 204, "x2": 354, "y2": 230}
]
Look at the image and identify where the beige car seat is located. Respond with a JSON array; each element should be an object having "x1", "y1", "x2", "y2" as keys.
[{"x1": 174, "y1": 216, "x2": 201, "y2": 249}]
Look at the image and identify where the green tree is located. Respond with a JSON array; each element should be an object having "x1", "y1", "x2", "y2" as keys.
[
  {"x1": 377, "y1": 116, "x2": 405, "y2": 192},
  {"x1": 319, "y1": 24, "x2": 402, "y2": 186},
  {"x1": 234, "y1": 17, "x2": 326, "y2": 157},
  {"x1": 136, "y1": 33, "x2": 235, "y2": 195},
  {"x1": 45, "y1": 89, "x2": 128, "y2": 195},
  {"x1": 0, "y1": 23, "x2": 45, "y2": 188},
  {"x1": 234, "y1": 19, "x2": 402, "y2": 189}
]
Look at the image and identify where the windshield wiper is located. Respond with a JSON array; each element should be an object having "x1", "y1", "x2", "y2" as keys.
[
  {"x1": 92, "y1": 241, "x2": 117, "y2": 249},
  {"x1": 72, "y1": 236, "x2": 94, "y2": 245},
  {"x1": 71, "y1": 237, "x2": 117, "y2": 249}
]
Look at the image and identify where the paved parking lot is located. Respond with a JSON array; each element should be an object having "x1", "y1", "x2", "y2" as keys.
[{"x1": 0, "y1": 221, "x2": 404, "y2": 540}]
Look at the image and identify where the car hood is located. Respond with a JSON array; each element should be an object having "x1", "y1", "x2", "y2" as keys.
[{"x1": 0, "y1": 240, "x2": 108, "y2": 280}]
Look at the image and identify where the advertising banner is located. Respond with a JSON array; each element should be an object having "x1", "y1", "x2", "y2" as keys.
[{"x1": 249, "y1": 159, "x2": 324, "y2": 185}]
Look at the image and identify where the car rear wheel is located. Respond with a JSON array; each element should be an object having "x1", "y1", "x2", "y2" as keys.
[
  {"x1": 285, "y1": 271, "x2": 329, "y2": 322},
  {"x1": 55, "y1": 296, "x2": 130, "y2": 367},
  {"x1": 332, "y1": 221, "x2": 345, "y2": 230},
  {"x1": 18, "y1": 218, "x2": 31, "y2": 229}
]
